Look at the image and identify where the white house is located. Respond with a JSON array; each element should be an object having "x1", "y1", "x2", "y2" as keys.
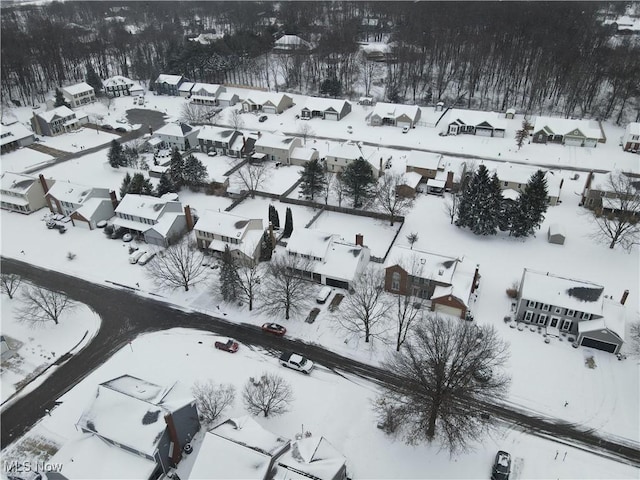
[
  {"x1": 622, "y1": 122, "x2": 640, "y2": 153},
  {"x1": 254, "y1": 133, "x2": 302, "y2": 164},
  {"x1": 103, "y1": 75, "x2": 143, "y2": 97},
  {"x1": 153, "y1": 122, "x2": 200, "y2": 151},
  {"x1": 491, "y1": 163, "x2": 563, "y2": 206},
  {"x1": 0, "y1": 121, "x2": 35, "y2": 153},
  {"x1": 61, "y1": 82, "x2": 96, "y2": 108},
  {"x1": 290, "y1": 146, "x2": 320, "y2": 166},
  {"x1": 0, "y1": 172, "x2": 50, "y2": 214},
  {"x1": 325, "y1": 141, "x2": 379, "y2": 176},
  {"x1": 31, "y1": 106, "x2": 88, "y2": 137}
]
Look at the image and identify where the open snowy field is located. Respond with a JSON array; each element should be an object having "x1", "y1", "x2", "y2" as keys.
[{"x1": 1, "y1": 328, "x2": 637, "y2": 479}]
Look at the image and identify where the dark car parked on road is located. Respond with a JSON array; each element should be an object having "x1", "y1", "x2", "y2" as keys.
[{"x1": 491, "y1": 451, "x2": 511, "y2": 480}]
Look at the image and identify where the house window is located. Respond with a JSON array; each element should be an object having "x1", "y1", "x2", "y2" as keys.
[
  {"x1": 541, "y1": 304, "x2": 550, "y2": 311},
  {"x1": 561, "y1": 320, "x2": 572, "y2": 331},
  {"x1": 537, "y1": 314, "x2": 548, "y2": 325},
  {"x1": 582, "y1": 312, "x2": 591, "y2": 320},
  {"x1": 527, "y1": 300, "x2": 536, "y2": 308},
  {"x1": 524, "y1": 311, "x2": 533, "y2": 322},
  {"x1": 503, "y1": 181, "x2": 508, "y2": 187},
  {"x1": 391, "y1": 272, "x2": 401, "y2": 291},
  {"x1": 566, "y1": 309, "x2": 575, "y2": 317},
  {"x1": 550, "y1": 317, "x2": 559, "y2": 328},
  {"x1": 554, "y1": 307, "x2": 563, "y2": 315}
]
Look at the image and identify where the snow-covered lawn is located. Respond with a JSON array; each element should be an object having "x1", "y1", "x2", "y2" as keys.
[
  {"x1": 228, "y1": 196, "x2": 318, "y2": 230},
  {"x1": 0, "y1": 148, "x2": 55, "y2": 175},
  {"x1": 1, "y1": 292, "x2": 100, "y2": 404},
  {"x1": 37, "y1": 127, "x2": 120, "y2": 154},
  {"x1": 1, "y1": 329, "x2": 637, "y2": 479}
]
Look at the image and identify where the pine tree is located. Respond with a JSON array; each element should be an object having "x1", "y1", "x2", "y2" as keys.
[
  {"x1": 259, "y1": 230, "x2": 273, "y2": 261},
  {"x1": 54, "y1": 88, "x2": 70, "y2": 108},
  {"x1": 182, "y1": 155, "x2": 208, "y2": 188},
  {"x1": 342, "y1": 157, "x2": 375, "y2": 208},
  {"x1": 299, "y1": 159, "x2": 326, "y2": 201},
  {"x1": 515, "y1": 119, "x2": 531, "y2": 150},
  {"x1": 283, "y1": 207, "x2": 293, "y2": 238},
  {"x1": 510, "y1": 170, "x2": 549, "y2": 237},
  {"x1": 108, "y1": 140, "x2": 126, "y2": 168},
  {"x1": 119, "y1": 172, "x2": 132, "y2": 198},
  {"x1": 156, "y1": 172, "x2": 174, "y2": 196},
  {"x1": 219, "y1": 245, "x2": 240, "y2": 302},
  {"x1": 498, "y1": 198, "x2": 514, "y2": 232},
  {"x1": 85, "y1": 63, "x2": 103, "y2": 95},
  {"x1": 169, "y1": 148, "x2": 184, "y2": 188},
  {"x1": 455, "y1": 165, "x2": 501, "y2": 235},
  {"x1": 268, "y1": 205, "x2": 280, "y2": 229},
  {"x1": 129, "y1": 173, "x2": 154, "y2": 196}
]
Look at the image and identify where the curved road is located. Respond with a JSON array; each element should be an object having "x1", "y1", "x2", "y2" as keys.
[{"x1": 1, "y1": 257, "x2": 639, "y2": 467}]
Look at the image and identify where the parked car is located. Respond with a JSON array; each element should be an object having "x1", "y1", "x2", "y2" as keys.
[
  {"x1": 137, "y1": 251, "x2": 156, "y2": 266},
  {"x1": 115, "y1": 126, "x2": 128, "y2": 133},
  {"x1": 402, "y1": 126, "x2": 410, "y2": 134},
  {"x1": 262, "y1": 323, "x2": 287, "y2": 336},
  {"x1": 46, "y1": 219, "x2": 57, "y2": 229},
  {"x1": 96, "y1": 220, "x2": 108, "y2": 228},
  {"x1": 57, "y1": 225, "x2": 67, "y2": 234},
  {"x1": 347, "y1": 125, "x2": 353, "y2": 133},
  {"x1": 316, "y1": 286, "x2": 332, "y2": 304},
  {"x1": 102, "y1": 124, "x2": 114, "y2": 130},
  {"x1": 279, "y1": 352, "x2": 313, "y2": 374},
  {"x1": 215, "y1": 339, "x2": 239, "y2": 353},
  {"x1": 491, "y1": 451, "x2": 511, "y2": 480},
  {"x1": 207, "y1": 150, "x2": 218, "y2": 157},
  {"x1": 129, "y1": 250, "x2": 147, "y2": 264},
  {"x1": 122, "y1": 233, "x2": 133, "y2": 242},
  {"x1": 259, "y1": 115, "x2": 268, "y2": 123}
]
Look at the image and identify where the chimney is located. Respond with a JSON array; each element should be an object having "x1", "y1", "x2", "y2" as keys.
[
  {"x1": 109, "y1": 190, "x2": 119, "y2": 210},
  {"x1": 379, "y1": 157, "x2": 383, "y2": 172},
  {"x1": 559, "y1": 178, "x2": 564, "y2": 190},
  {"x1": 184, "y1": 205, "x2": 194, "y2": 231},
  {"x1": 471, "y1": 265, "x2": 480, "y2": 293},
  {"x1": 164, "y1": 413, "x2": 183, "y2": 466},
  {"x1": 38, "y1": 174, "x2": 49, "y2": 194},
  {"x1": 445, "y1": 171, "x2": 454, "y2": 191},
  {"x1": 32, "y1": 112, "x2": 42, "y2": 136},
  {"x1": 621, "y1": 289, "x2": 629, "y2": 305},
  {"x1": 355, "y1": 233, "x2": 363, "y2": 246}
]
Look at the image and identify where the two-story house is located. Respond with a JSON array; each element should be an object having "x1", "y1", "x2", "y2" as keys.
[
  {"x1": 369, "y1": 102, "x2": 421, "y2": 129},
  {"x1": 492, "y1": 163, "x2": 563, "y2": 206},
  {"x1": 0, "y1": 121, "x2": 35, "y2": 154},
  {"x1": 61, "y1": 82, "x2": 96, "y2": 108},
  {"x1": 286, "y1": 228, "x2": 370, "y2": 290},
  {"x1": 580, "y1": 170, "x2": 640, "y2": 213},
  {"x1": 190, "y1": 83, "x2": 226, "y2": 106},
  {"x1": 197, "y1": 126, "x2": 242, "y2": 156},
  {"x1": 241, "y1": 92, "x2": 293, "y2": 114},
  {"x1": 154, "y1": 74, "x2": 186, "y2": 96},
  {"x1": 325, "y1": 141, "x2": 379, "y2": 176},
  {"x1": 515, "y1": 269, "x2": 626, "y2": 354},
  {"x1": 102, "y1": 75, "x2": 143, "y2": 97},
  {"x1": 194, "y1": 210, "x2": 264, "y2": 264},
  {"x1": 112, "y1": 194, "x2": 190, "y2": 246},
  {"x1": 154, "y1": 122, "x2": 200, "y2": 151},
  {"x1": 622, "y1": 122, "x2": 640, "y2": 153},
  {"x1": 31, "y1": 106, "x2": 88, "y2": 137},
  {"x1": 384, "y1": 245, "x2": 480, "y2": 320},
  {"x1": 300, "y1": 97, "x2": 352, "y2": 121},
  {"x1": 254, "y1": 133, "x2": 302, "y2": 164},
  {"x1": 45, "y1": 180, "x2": 116, "y2": 229},
  {"x1": 0, "y1": 172, "x2": 51, "y2": 214},
  {"x1": 51, "y1": 374, "x2": 200, "y2": 480},
  {"x1": 274, "y1": 435, "x2": 348, "y2": 480},
  {"x1": 405, "y1": 150, "x2": 443, "y2": 181}
]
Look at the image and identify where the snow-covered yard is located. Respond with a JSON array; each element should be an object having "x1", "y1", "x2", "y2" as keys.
[
  {"x1": 227, "y1": 196, "x2": 318, "y2": 231},
  {"x1": 0, "y1": 148, "x2": 55, "y2": 174},
  {"x1": 35, "y1": 127, "x2": 120, "y2": 154}
]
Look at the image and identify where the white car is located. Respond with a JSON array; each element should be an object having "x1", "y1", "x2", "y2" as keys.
[{"x1": 279, "y1": 352, "x2": 314, "y2": 374}]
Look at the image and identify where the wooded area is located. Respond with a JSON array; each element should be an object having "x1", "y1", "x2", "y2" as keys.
[{"x1": 1, "y1": 1, "x2": 638, "y2": 122}]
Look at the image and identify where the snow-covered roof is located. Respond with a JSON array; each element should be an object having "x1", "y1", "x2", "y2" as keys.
[
  {"x1": 372, "y1": 102, "x2": 420, "y2": 121},
  {"x1": 275, "y1": 436, "x2": 346, "y2": 480},
  {"x1": 0, "y1": 122, "x2": 34, "y2": 146},
  {"x1": 217, "y1": 91, "x2": 239, "y2": 102},
  {"x1": 75, "y1": 197, "x2": 112, "y2": 220},
  {"x1": 302, "y1": 97, "x2": 350, "y2": 113},
  {"x1": 243, "y1": 92, "x2": 292, "y2": 107},
  {"x1": 286, "y1": 228, "x2": 338, "y2": 260},
  {"x1": 146, "y1": 211, "x2": 184, "y2": 237},
  {"x1": 579, "y1": 300, "x2": 626, "y2": 340},
  {"x1": 1, "y1": 172, "x2": 37, "y2": 193},
  {"x1": 178, "y1": 81, "x2": 195, "y2": 92},
  {"x1": 291, "y1": 147, "x2": 318, "y2": 162},
  {"x1": 115, "y1": 194, "x2": 178, "y2": 221},
  {"x1": 155, "y1": 121, "x2": 197, "y2": 138},
  {"x1": 274, "y1": 34, "x2": 312, "y2": 48},
  {"x1": 406, "y1": 150, "x2": 442, "y2": 170},
  {"x1": 549, "y1": 223, "x2": 565, "y2": 237},
  {"x1": 195, "y1": 210, "x2": 261, "y2": 240},
  {"x1": 426, "y1": 178, "x2": 446, "y2": 188},
  {"x1": 445, "y1": 109, "x2": 507, "y2": 130},
  {"x1": 491, "y1": 163, "x2": 563, "y2": 196},
  {"x1": 385, "y1": 245, "x2": 461, "y2": 285},
  {"x1": 102, "y1": 75, "x2": 138, "y2": 89},
  {"x1": 327, "y1": 141, "x2": 366, "y2": 160},
  {"x1": 197, "y1": 125, "x2": 237, "y2": 143},
  {"x1": 37, "y1": 106, "x2": 76, "y2": 123},
  {"x1": 255, "y1": 132, "x2": 299, "y2": 150},
  {"x1": 501, "y1": 188, "x2": 520, "y2": 201},
  {"x1": 519, "y1": 269, "x2": 605, "y2": 316},
  {"x1": 191, "y1": 83, "x2": 223, "y2": 96},
  {"x1": 533, "y1": 116, "x2": 602, "y2": 140},
  {"x1": 50, "y1": 433, "x2": 157, "y2": 480},
  {"x1": 314, "y1": 240, "x2": 369, "y2": 284},
  {"x1": 62, "y1": 82, "x2": 94, "y2": 96},
  {"x1": 156, "y1": 74, "x2": 183, "y2": 85},
  {"x1": 625, "y1": 122, "x2": 640, "y2": 136},
  {"x1": 402, "y1": 171, "x2": 422, "y2": 189},
  {"x1": 431, "y1": 256, "x2": 477, "y2": 308},
  {"x1": 212, "y1": 417, "x2": 289, "y2": 456},
  {"x1": 46, "y1": 180, "x2": 106, "y2": 205}
]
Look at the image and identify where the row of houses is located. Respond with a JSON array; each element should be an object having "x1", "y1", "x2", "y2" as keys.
[{"x1": 49, "y1": 374, "x2": 348, "y2": 480}]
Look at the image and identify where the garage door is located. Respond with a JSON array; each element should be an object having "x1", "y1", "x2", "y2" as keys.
[
  {"x1": 324, "y1": 112, "x2": 338, "y2": 121},
  {"x1": 325, "y1": 278, "x2": 349, "y2": 289},
  {"x1": 74, "y1": 220, "x2": 90, "y2": 230},
  {"x1": 397, "y1": 121, "x2": 411, "y2": 129},
  {"x1": 583, "y1": 138, "x2": 597, "y2": 148},
  {"x1": 476, "y1": 128, "x2": 493, "y2": 137},
  {"x1": 263, "y1": 106, "x2": 276, "y2": 114},
  {"x1": 433, "y1": 303, "x2": 462, "y2": 318},
  {"x1": 564, "y1": 137, "x2": 583, "y2": 147},
  {"x1": 580, "y1": 337, "x2": 617, "y2": 353}
]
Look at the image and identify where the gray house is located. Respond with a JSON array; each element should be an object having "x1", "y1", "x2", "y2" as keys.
[
  {"x1": 68, "y1": 374, "x2": 200, "y2": 479},
  {"x1": 300, "y1": 97, "x2": 352, "y2": 121},
  {"x1": 1, "y1": 172, "x2": 50, "y2": 214},
  {"x1": 516, "y1": 269, "x2": 626, "y2": 354},
  {"x1": 154, "y1": 74, "x2": 186, "y2": 96},
  {"x1": 31, "y1": 106, "x2": 88, "y2": 137},
  {"x1": 197, "y1": 126, "x2": 242, "y2": 157}
]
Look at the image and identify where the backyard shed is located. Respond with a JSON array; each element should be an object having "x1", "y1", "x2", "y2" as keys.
[{"x1": 548, "y1": 224, "x2": 566, "y2": 245}]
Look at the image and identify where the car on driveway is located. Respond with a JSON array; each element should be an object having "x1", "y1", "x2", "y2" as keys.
[
  {"x1": 279, "y1": 352, "x2": 313, "y2": 374},
  {"x1": 402, "y1": 125, "x2": 410, "y2": 133},
  {"x1": 215, "y1": 339, "x2": 239, "y2": 353},
  {"x1": 259, "y1": 115, "x2": 268, "y2": 122},
  {"x1": 262, "y1": 323, "x2": 286, "y2": 336},
  {"x1": 122, "y1": 233, "x2": 133, "y2": 242},
  {"x1": 491, "y1": 451, "x2": 511, "y2": 480}
]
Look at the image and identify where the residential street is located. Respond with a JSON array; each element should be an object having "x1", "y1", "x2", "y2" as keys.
[{"x1": 1, "y1": 256, "x2": 639, "y2": 467}]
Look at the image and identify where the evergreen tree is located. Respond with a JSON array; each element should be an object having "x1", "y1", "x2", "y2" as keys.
[
  {"x1": 219, "y1": 245, "x2": 240, "y2": 302},
  {"x1": 498, "y1": 198, "x2": 515, "y2": 232},
  {"x1": 53, "y1": 88, "x2": 70, "y2": 108},
  {"x1": 268, "y1": 205, "x2": 280, "y2": 229},
  {"x1": 299, "y1": 159, "x2": 326, "y2": 201},
  {"x1": 455, "y1": 165, "x2": 501, "y2": 235},
  {"x1": 510, "y1": 170, "x2": 549, "y2": 237},
  {"x1": 259, "y1": 230, "x2": 273, "y2": 261},
  {"x1": 85, "y1": 63, "x2": 103, "y2": 95},
  {"x1": 119, "y1": 172, "x2": 132, "y2": 198},
  {"x1": 156, "y1": 172, "x2": 174, "y2": 196},
  {"x1": 169, "y1": 147, "x2": 184, "y2": 188},
  {"x1": 515, "y1": 118, "x2": 532, "y2": 150},
  {"x1": 283, "y1": 207, "x2": 293, "y2": 238},
  {"x1": 342, "y1": 157, "x2": 375, "y2": 208},
  {"x1": 128, "y1": 173, "x2": 154, "y2": 196},
  {"x1": 182, "y1": 154, "x2": 208, "y2": 188},
  {"x1": 108, "y1": 140, "x2": 126, "y2": 168},
  {"x1": 319, "y1": 77, "x2": 342, "y2": 98}
]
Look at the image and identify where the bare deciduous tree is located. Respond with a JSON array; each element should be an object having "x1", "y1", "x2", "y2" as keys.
[
  {"x1": 390, "y1": 256, "x2": 426, "y2": 351},
  {"x1": 146, "y1": 238, "x2": 209, "y2": 291},
  {"x1": 192, "y1": 380, "x2": 236, "y2": 426},
  {"x1": 236, "y1": 262, "x2": 264, "y2": 311},
  {"x1": 236, "y1": 162, "x2": 268, "y2": 198},
  {"x1": 17, "y1": 286, "x2": 75, "y2": 326},
  {"x1": 297, "y1": 122, "x2": 315, "y2": 145},
  {"x1": 260, "y1": 254, "x2": 311, "y2": 320},
  {"x1": 376, "y1": 316, "x2": 510, "y2": 453},
  {"x1": 337, "y1": 266, "x2": 390, "y2": 343},
  {"x1": 443, "y1": 193, "x2": 460, "y2": 225},
  {"x1": 242, "y1": 372, "x2": 293, "y2": 418},
  {"x1": 321, "y1": 171, "x2": 334, "y2": 205},
  {"x1": 406, "y1": 232, "x2": 419, "y2": 249},
  {"x1": 332, "y1": 173, "x2": 348, "y2": 207},
  {"x1": 229, "y1": 109, "x2": 245, "y2": 131},
  {"x1": 588, "y1": 172, "x2": 640, "y2": 251},
  {"x1": 181, "y1": 103, "x2": 217, "y2": 124},
  {"x1": 1, "y1": 273, "x2": 22, "y2": 300},
  {"x1": 375, "y1": 172, "x2": 414, "y2": 226}
]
